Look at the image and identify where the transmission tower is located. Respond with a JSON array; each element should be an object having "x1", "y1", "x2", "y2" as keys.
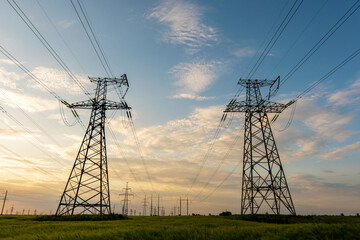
[
  {"x1": 56, "y1": 75, "x2": 130, "y2": 216},
  {"x1": 225, "y1": 77, "x2": 296, "y2": 215},
  {"x1": 120, "y1": 182, "x2": 133, "y2": 216},
  {"x1": 142, "y1": 195, "x2": 148, "y2": 216},
  {"x1": 1, "y1": 190, "x2": 7, "y2": 215}
]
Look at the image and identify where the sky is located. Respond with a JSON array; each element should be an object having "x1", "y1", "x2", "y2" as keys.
[{"x1": 0, "y1": 0, "x2": 359, "y2": 216}]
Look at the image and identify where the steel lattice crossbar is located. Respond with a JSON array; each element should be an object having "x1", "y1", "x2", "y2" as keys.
[
  {"x1": 56, "y1": 75, "x2": 130, "y2": 216},
  {"x1": 225, "y1": 77, "x2": 296, "y2": 215}
]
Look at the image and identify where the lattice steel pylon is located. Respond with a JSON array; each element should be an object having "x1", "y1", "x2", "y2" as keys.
[
  {"x1": 225, "y1": 77, "x2": 296, "y2": 215},
  {"x1": 56, "y1": 75, "x2": 130, "y2": 216},
  {"x1": 120, "y1": 182, "x2": 133, "y2": 216}
]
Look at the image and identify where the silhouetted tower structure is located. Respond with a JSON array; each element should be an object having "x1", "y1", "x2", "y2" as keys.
[
  {"x1": 225, "y1": 77, "x2": 296, "y2": 215},
  {"x1": 186, "y1": 197, "x2": 189, "y2": 216},
  {"x1": 157, "y1": 194, "x2": 160, "y2": 216},
  {"x1": 1, "y1": 190, "x2": 7, "y2": 215},
  {"x1": 56, "y1": 75, "x2": 130, "y2": 216},
  {"x1": 150, "y1": 194, "x2": 153, "y2": 216},
  {"x1": 120, "y1": 182, "x2": 133, "y2": 216},
  {"x1": 142, "y1": 195, "x2": 148, "y2": 216}
]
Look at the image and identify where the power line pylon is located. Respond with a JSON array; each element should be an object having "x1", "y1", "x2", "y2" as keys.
[
  {"x1": 157, "y1": 194, "x2": 160, "y2": 216},
  {"x1": 142, "y1": 195, "x2": 148, "y2": 216},
  {"x1": 150, "y1": 194, "x2": 153, "y2": 216},
  {"x1": 56, "y1": 75, "x2": 130, "y2": 216},
  {"x1": 1, "y1": 190, "x2": 7, "y2": 215},
  {"x1": 225, "y1": 77, "x2": 296, "y2": 215},
  {"x1": 120, "y1": 182, "x2": 133, "y2": 216}
]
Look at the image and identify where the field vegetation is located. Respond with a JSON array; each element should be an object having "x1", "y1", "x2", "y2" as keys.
[{"x1": 0, "y1": 214, "x2": 359, "y2": 239}]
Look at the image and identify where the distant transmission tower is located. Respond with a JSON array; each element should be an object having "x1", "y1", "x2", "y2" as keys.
[
  {"x1": 225, "y1": 77, "x2": 296, "y2": 215},
  {"x1": 142, "y1": 195, "x2": 148, "y2": 216},
  {"x1": 120, "y1": 182, "x2": 133, "y2": 216},
  {"x1": 1, "y1": 190, "x2": 7, "y2": 215},
  {"x1": 56, "y1": 75, "x2": 130, "y2": 216}
]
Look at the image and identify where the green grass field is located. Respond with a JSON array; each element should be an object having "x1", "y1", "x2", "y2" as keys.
[{"x1": 1, "y1": 215, "x2": 360, "y2": 240}]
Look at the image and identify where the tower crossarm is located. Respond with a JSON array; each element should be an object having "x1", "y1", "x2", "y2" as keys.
[
  {"x1": 90, "y1": 75, "x2": 129, "y2": 98},
  {"x1": 224, "y1": 100, "x2": 287, "y2": 113},
  {"x1": 238, "y1": 78, "x2": 279, "y2": 88},
  {"x1": 68, "y1": 100, "x2": 131, "y2": 110}
]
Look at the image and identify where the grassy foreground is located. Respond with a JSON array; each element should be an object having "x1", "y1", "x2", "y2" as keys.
[{"x1": 0, "y1": 215, "x2": 360, "y2": 240}]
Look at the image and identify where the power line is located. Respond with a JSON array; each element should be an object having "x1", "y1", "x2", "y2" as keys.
[
  {"x1": 197, "y1": 162, "x2": 241, "y2": 203},
  {"x1": 7, "y1": 0, "x2": 92, "y2": 100},
  {"x1": 0, "y1": 45, "x2": 85, "y2": 129},
  {"x1": 191, "y1": 125, "x2": 244, "y2": 201},
  {"x1": 266, "y1": 0, "x2": 329, "y2": 78},
  {"x1": 107, "y1": 121, "x2": 146, "y2": 194},
  {"x1": 70, "y1": 0, "x2": 154, "y2": 193},
  {"x1": 127, "y1": 113, "x2": 156, "y2": 192},
  {"x1": 69, "y1": 0, "x2": 113, "y2": 77},
  {"x1": 0, "y1": 142, "x2": 55, "y2": 177},
  {"x1": 280, "y1": 0, "x2": 360, "y2": 86},
  {"x1": 111, "y1": 84, "x2": 156, "y2": 193},
  {"x1": 239, "y1": 0, "x2": 291, "y2": 78},
  {"x1": 0, "y1": 168, "x2": 59, "y2": 193},
  {"x1": 77, "y1": 0, "x2": 114, "y2": 76},
  {"x1": 185, "y1": 87, "x2": 245, "y2": 197},
  {"x1": 185, "y1": 111, "x2": 234, "y2": 197},
  {"x1": 271, "y1": 46, "x2": 360, "y2": 132},
  {"x1": 296, "y1": 46, "x2": 360, "y2": 99},
  {"x1": 0, "y1": 105, "x2": 67, "y2": 168},
  {"x1": 35, "y1": 0, "x2": 87, "y2": 74},
  {"x1": 247, "y1": 0, "x2": 304, "y2": 79},
  {"x1": 0, "y1": 89, "x2": 62, "y2": 146}
]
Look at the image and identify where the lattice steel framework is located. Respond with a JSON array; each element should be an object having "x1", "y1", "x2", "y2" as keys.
[
  {"x1": 56, "y1": 75, "x2": 130, "y2": 216},
  {"x1": 120, "y1": 182, "x2": 133, "y2": 216},
  {"x1": 225, "y1": 77, "x2": 296, "y2": 215}
]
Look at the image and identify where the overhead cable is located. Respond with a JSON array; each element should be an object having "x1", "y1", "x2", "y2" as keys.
[{"x1": 281, "y1": 0, "x2": 360, "y2": 86}]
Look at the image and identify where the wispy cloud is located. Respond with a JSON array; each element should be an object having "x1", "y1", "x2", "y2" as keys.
[
  {"x1": 148, "y1": 0, "x2": 217, "y2": 53},
  {"x1": 170, "y1": 60, "x2": 221, "y2": 100},
  {"x1": 328, "y1": 78, "x2": 360, "y2": 106},
  {"x1": 322, "y1": 141, "x2": 360, "y2": 160},
  {"x1": 232, "y1": 47, "x2": 256, "y2": 58},
  {"x1": 172, "y1": 93, "x2": 215, "y2": 101},
  {"x1": 0, "y1": 89, "x2": 58, "y2": 112},
  {"x1": 273, "y1": 96, "x2": 356, "y2": 162},
  {"x1": 0, "y1": 128, "x2": 27, "y2": 139},
  {"x1": 0, "y1": 58, "x2": 17, "y2": 65},
  {"x1": 29, "y1": 66, "x2": 89, "y2": 95},
  {"x1": 0, "y1": 66, "x2": 23, "y2": 89},
  {"x1": 58, "y1": 19, "x2": 76, "y2": 29}
]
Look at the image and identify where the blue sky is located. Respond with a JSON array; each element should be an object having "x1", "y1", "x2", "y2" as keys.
[{"x1": 0, "y1": 0, "x2": 359, "y2": 215}]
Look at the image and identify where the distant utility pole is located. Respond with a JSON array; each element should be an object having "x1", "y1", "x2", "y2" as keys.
[
  {"x1": 157, "y1": 194, "x2": 160, "y2": 216},
  {"x1": 161, "y1": 206, "x2": 165, "y2": 216},
  {"x1": 56, "y1": 76, "x2": 130, "y2": 216},
  {"x1": 186, "y1": 197, "x2": 189, "y2": 216},
  {"x1": 10, "y1": 205, "x2": 14, "y2": 215},
  {"x1": 1, "y1": 190, "x2": 7, "y2": 215},
  {"x1": 142, "y1": 195, "x2": 148, "y2": 216},
  {"x1": 120, "y1": 182, "x2": 133, "y2": 216},
  {"x1": 179, "y1": 197, "x2": 182, "y2": 216},
  {"x1": 150, "y1": 194, "x2": 153, "y2": 216}
]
